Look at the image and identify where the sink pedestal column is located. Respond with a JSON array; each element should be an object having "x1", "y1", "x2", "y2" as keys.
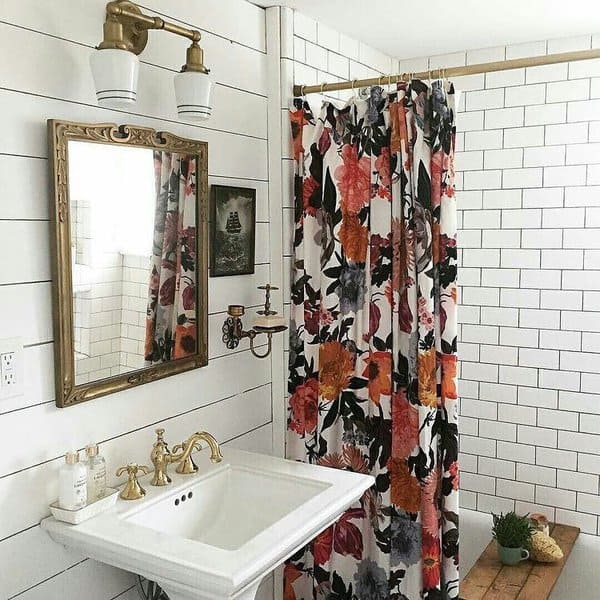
[{"x1": 160, "y1": 580, "x2": 262, "y2": 600}]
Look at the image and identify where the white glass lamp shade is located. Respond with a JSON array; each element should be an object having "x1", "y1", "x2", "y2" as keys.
[
  {"x1": 174, "y1": 71, "x2": 213, "y2": 121},
  {"x1": 90, "y1": 48, "x2": 139, "y2": 107}
]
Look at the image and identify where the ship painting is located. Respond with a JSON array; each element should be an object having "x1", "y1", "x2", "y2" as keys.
[
  {"x1": 210, "y1": 185, "x2": 256, "y2": 277},
  {"x1": 225, "y1": 211, "x2": 243, "y2": 235}
]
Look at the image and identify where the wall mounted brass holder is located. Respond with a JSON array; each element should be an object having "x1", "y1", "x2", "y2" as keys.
[{"x1": 222, "y1": 285, "x2": 287, "y2": 359}]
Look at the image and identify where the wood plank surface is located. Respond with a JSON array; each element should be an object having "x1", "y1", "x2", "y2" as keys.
[
  {"x1": 461, "y1": 540, "x2": 505, "y2": 600},
  {"x1": 461, "y1": 523, "x2": 579, "y2": 600},
  {"x1": 516, "y1": 524, "x2": 580, "y2": 600}
]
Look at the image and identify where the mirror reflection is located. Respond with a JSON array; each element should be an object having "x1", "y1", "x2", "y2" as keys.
[{"x1": 68, "y1": 141, "x2": 198, "y2": 385}]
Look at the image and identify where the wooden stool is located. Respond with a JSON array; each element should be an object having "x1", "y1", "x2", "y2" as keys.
[{"x1": 460, "y1": 523, "x2": 580, "y2": 599}]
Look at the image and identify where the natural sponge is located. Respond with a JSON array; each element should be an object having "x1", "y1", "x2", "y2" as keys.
[{"x1": 530, "y1": 530, "x2": 564, "y2": 563}]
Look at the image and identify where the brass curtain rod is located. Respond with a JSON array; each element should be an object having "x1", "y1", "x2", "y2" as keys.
[{"x1": 293, "y1": 48, "x2": 600, "y2": 96}]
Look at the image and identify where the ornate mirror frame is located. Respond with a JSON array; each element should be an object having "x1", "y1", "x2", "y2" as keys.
[{"x1": 48, "y1": 119, "x2": 209, "y2": 408}]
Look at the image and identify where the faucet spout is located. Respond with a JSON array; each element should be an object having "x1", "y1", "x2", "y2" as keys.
[{"x1": 172, "y1": 431, "x2": 223, "y2": 475}]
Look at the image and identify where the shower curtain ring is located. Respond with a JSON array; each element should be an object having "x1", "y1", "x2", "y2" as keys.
[
  {"x1": 351, "y1": 79, "x2": 357, "y2": 94},
  {"x1": 320, "y1": 82, "x2": 326, "y2": 95},
  {"x1": 300, "y1": 84, "x2": 307, "y2": 98}
]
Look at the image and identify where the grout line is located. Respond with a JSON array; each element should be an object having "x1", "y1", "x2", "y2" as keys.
[
  {"x1": 14, "y1": 421, "x2": 279, "y2": 595},
  {"x1": 109, "y1": 585, "x2": 138, "y2": 600},
  {"x1": 0, "y1": 85, "x2": 269, "y2": 142},
  {"x1": 0, "y1": 380, "x2": 272, "y2": 476},
  {"x1": 0, "y1": 339, "x2": 271, "y2": 418},
  {"x1": 0, "y1": 279, "x2": 50, "y2": 288},
  {"x1": 7, "y1": 559, "x2": 90, "y2": 600},
  {"x1": 0, "y1": 522, "x2": 38, "y2": 544},
  {"x1": 0, "y1": 418, "x2": 274, "y2": 550}
]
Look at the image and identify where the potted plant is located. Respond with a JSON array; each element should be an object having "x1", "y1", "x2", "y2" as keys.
[{"x1": 491, "y1": 511, "x2": 534, "y2": 565}]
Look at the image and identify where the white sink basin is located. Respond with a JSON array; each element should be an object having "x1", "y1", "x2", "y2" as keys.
[{"x1": 42, "y1": 449, "x2": 374, "y2": 600}]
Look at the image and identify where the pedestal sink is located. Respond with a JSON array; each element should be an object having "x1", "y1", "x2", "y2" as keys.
[{"x1": 42, "y1": 449, "x2": 374, "y2": 600}]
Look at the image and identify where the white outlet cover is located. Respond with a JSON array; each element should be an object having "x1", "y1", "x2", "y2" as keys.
[{"x1": 0, "y1": 337, "x2": 24, "y2": 400}]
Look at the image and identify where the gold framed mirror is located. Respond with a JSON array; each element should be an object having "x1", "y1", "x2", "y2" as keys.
[{"x1": 48, "y1": 120, "x2": 208, "y2": 408}]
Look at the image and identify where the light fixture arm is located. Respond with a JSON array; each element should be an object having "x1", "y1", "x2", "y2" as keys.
[
  {"x1": 98, "y1": 0, "x2": 207, "y2": 72},
  {"x1": 106, "y1": 1, "x2": 201, "y2": 43}
]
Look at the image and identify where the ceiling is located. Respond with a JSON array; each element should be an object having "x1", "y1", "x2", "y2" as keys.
[{"x1": 250, "y1": 0, "x2": 600, "y2": 59}]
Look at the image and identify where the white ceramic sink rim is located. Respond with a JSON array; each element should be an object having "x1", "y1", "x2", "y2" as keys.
[
  {"x1": 124, "y1": 462, "x2": 331, "y2": 551},
  {"x1": 42, "y1": 449, "x2": 374, "y2": 599}
]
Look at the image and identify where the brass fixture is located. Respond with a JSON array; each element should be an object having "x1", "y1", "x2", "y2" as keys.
[
  {"x1": 98, "y1": 0, "x2": 208, "y2": 72},
  {"x1": 222, "y1": 284, "x2": 288, "y2": 359},
  {"x1": 171, "y1": 439, "x2": 202, "y2": 474},
  {"x1": 182, "y1": 41, "x2": 210, "y2": 75},
  {"x1": 98, "y1": 1, "x2": 148, "y2": 55},
  {"x1": 149, "y1": 428, "x2": 223, "y2": 485},
  {"x1": 172, "y1": 432, "x2": 223, "y2": 474},
  {"x1": 91, "y1": 0, "x2": 212, "y2": 119},
  {"x1": 293, "y1": 48, "x2": 600, "y2": 96},
  {"x1": 150, "y1": 428, "x2": 172, "y2": 487},
  {"x1": 116, "y1": 463, "x2": 150, "y2": 500}
]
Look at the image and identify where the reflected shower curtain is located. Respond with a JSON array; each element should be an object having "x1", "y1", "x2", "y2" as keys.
[
  {"x1": 286, "y1": 82, "x2": 459, "y2": 599},
  {"x1": 144, "y1": 151, "x2": 197, "y2": 364}
]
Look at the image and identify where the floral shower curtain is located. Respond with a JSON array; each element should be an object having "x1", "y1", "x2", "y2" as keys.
[
  {"x1": 286, "y1": 82, "x2": 459, "y2": 599},
  {"x1": 144, "y1": 151, "x2": 197, "y2": 364}
]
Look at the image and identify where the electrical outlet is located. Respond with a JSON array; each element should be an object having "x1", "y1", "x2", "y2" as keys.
[
  {"x1": 0, "y1": 338, "x2": 23, "y2": 400},
  {"x1": 1, "y1": 352, "x2": 15, "y2": 371},
  {"x1": 3, "y1": 370, "x2": 15, "y2": 387}
]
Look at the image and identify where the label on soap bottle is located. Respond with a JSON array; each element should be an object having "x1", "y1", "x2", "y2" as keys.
[
  {"x1": 88, "y1": 462, "x2": 107, "y2": 501},
  {"x1": 74, "y1": 469, "x2": 87, "y2": 507}
]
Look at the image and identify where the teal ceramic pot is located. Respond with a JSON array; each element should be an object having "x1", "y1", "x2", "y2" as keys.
[{"x1": 497, "y1": 543, "x2": 530, "y2": 565}]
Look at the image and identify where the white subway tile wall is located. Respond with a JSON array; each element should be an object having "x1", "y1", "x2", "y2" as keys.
[
  {"x1": 438, "y1": 34, "x2": 600, "y2": 535},
  {"x1": 286, "y1": 21, "x2": 600, "y2": 535}
]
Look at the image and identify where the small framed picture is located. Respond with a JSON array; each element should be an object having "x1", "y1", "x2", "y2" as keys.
[{"x1": 210, "y1": 185, "x2": 256, "y2": 277}]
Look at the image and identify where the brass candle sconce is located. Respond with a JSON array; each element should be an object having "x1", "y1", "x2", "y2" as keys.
[{"x1": 222, "y1": 285, "x2": 287, "y2": 359}]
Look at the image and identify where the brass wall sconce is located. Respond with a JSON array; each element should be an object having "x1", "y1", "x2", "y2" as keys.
[
  {"x1": 222, "y1": 285, "x2": 287, "y2": 359},
  {"x1": 90, "y1": 0, "x2": 212, "y2": 120}
]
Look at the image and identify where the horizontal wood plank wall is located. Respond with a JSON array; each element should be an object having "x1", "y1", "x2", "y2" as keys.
[{"x1": 0, "y1": 1, "x2": 276, "y2": 599}]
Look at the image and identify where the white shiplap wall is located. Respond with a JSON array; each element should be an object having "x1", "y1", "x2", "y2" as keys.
[{"x1": 0, "y1": 1, "x2": 277, "y2": 599}]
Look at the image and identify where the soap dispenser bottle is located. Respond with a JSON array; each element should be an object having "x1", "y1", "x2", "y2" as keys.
[
  {"x1": 85, "y1": 443, "x2": 107, "y2": 502},
  {"x1": 58, "y1": 451, "x2": 88, "y2": 510}
]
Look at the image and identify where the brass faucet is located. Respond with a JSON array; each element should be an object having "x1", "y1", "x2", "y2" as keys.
[
  {"x1": 171, "y1": 431, "x2": 223, "y2": 474},
  {"x1": 116, "y1": 463, "x2": 150, "y2": 500},
  {"x1": 150, "y1": 428, "x2": 172, "y2": 486},
  {"x1": 149, "y1": 428, "x2": 222, "y2": 486}
]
